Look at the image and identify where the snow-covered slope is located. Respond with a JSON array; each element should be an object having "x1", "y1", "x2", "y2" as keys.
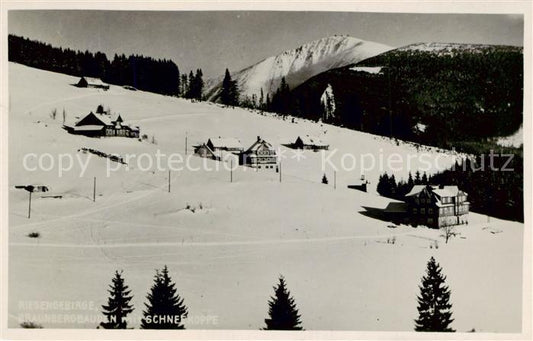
[
  {"x1": 7, "y1": 63, "x2": 524, "y2": 332},
  {"x1": 205, "y1": 35, "x2": 392, "y2": 101}
]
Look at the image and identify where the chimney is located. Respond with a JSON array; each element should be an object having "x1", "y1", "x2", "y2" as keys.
[
  {"x1": 257, "y1": 136, "x2": 261, "y2": 141},
  {"x1": 439, "y1": 184, "x2": 445, "y2": 189}
]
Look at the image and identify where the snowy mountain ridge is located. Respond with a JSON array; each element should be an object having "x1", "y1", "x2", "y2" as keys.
[
  {"x1": 205, "y1": 35, "x2": 392, "y2": 102},
  {"x1": 394, "y1": 42, "x2": 523, "y2": 55}
]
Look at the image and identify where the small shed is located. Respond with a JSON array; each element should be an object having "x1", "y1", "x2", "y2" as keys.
[
  {"x1": 76, "y1": 76, "x2": 110, "y2": 90},
  {"x1": 294, "y1": 135, "x2": 329, "y2": 150}
]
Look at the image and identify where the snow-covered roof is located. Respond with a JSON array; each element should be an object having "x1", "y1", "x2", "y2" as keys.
[
  {"x1": 296, "y1": 135, "x2": 329, "y2": 147},
  {"x1": 405, "y1": 185, "x2": 428, "y2": 197},
  {"x1": 245, "y1": 138, "x2": 275, "y2": 153},
  {"x1": 83, "y1": 77, "x2": 109, "y2": 87},
  {"x1": 208, "y1": 137, "x2": 243, "y2": 150},
  {"x1": 72, "y1": 125, "x2": 105, "y2": 131},
  {"x1": 406, "y1": 185, "x2": 464, "y2": 198},
  {"x1": 433, "y1": 186, "x2": 460, "y2": 198},
  {"x1": 415, "y1": 123, "x2": 427, "y2": 133},
  {"x1": 350, "y1": 66, "x2": 383, "y2": 74}
]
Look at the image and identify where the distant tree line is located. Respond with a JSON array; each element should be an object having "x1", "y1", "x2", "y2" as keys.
[
  {"x1": 377, "y1": 171, "x2": 428, "y2": 199},
  {"x1": 8, "y1": 35, "x2": 206, "y2": 99},
  {"x1": 236, "y1": 76, "x2": 292, "y2": 115}
]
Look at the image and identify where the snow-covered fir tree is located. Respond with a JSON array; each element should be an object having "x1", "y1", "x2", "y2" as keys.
[
  {"x1": 263, "y1": 276, "x2": 303, "y2": 330},
  {"x1": 99, "y1": 270, "x2": 134, "y2": 329},
  {"x1": 141, "y1": 265, "x2": 188, "y2": 329},
  {"x1": 414, "y1": 257, "x2": 455, "y2": 332}
]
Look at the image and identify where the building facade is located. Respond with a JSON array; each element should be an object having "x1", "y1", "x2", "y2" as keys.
[
  {"x1": 240, "y1": 136, "x2": 277, "y2": 169},
  {"x1": 404, "y1": 185, "x2": 469, "y2": 228}
]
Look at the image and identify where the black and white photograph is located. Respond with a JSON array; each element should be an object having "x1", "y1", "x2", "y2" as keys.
[{"x1": 0, "y1": 1, "x2": 531, "y2": 339}]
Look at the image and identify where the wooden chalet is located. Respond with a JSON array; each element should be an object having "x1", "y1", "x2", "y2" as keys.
[
  {"x1": 76, "y1": 77, "x2": 110, "y2": 90},
  {"x1": 404, "y1": 185, "x2": 469, "y2": 228},
  {"x1": 240, "y1": 136, "x2": 277, "y2": 169},
  {"x1": 375, "y1": 184, "x2": 469, "y2": 228},
  {"x1": 65, "y1": 111, "x2": 139, "y2": 138}
]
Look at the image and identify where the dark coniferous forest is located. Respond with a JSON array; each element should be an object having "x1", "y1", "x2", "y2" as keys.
[
  {"x1": 8, "y1": 35, "x2": 182, "y2": 96},
  {"x1": 288, "y1": 44, "x2": 523, "y2": 149},
  {"x1": 377, "y1": 147, "x2": 524, "y2": 222}
]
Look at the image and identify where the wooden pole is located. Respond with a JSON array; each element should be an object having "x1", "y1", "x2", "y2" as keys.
[
  {"x1": 279, "y1": 161, "x2": 282, "y2": 183},
  {"x1": 185, "y1": 133, "x2": 188, "y2": 155},
  {"x1": 334, "y1": 171, "x2": 337, "y2": 190},
  {"x1": 230, "y1": 159, "x2": 233, "y2": 183},
  {"x1": 93, "y1": 177, "x2": 96, "y2": 202},
  {"x1": 168, "y1": 170, "x2": 171, "y2": 193},
  {"x1": 28, "y1": 191, "x2": 32, "y2": 219}
]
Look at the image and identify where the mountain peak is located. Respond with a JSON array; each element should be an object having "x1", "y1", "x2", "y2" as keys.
[{"x1": 205, "y1": 35, "x2": 392, "y2": 102}]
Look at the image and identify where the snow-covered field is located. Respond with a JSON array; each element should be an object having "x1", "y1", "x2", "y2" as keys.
[{"x1": 7, "y1": 63, "x2": 524, "y2": 332}]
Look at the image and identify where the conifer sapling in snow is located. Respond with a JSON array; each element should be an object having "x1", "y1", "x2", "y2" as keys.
[
  {"x1": 414, "y1": 257, "x2": 455, "y2": 332},
  {"x1": 141, "y1": 265, "x2": 188, "y2": 329},
  {"x1": 99, "y1": 270, "x2": 134, "y2": 329},
  {"x1": 263, "y1": 275, "x2": 303, "y2": 330}
]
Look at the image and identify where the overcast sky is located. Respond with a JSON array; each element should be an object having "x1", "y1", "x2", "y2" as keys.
[{"x1": 8, "y1": 11, "x2": 524, "y2": 78}]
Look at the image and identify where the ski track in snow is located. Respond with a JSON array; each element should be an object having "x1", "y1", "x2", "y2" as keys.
[{"x1": 11, "y1": 230, "x2": 416, "y2": 249}]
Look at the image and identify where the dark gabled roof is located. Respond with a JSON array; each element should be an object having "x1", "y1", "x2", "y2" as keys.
[
  {"x1": 195, "y1": 143, "x2": 216, "y2": 155},
  {"x1": 75, "y1": 112, "x2": 113, "y2": 127},
  {"x1": 245, "y1": 138, "x2": 275, "y2": 153}
]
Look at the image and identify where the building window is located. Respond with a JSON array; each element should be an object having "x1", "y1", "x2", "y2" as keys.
[
  {"x1": 428, "y1": 218, "x2": 434, "y2": 224},
  {"x1": 413, "y1": 208, "x2": 418, "y2": 214},
  {"x1": 421, "y1": 208, "x2": 426, "y2": 215},
  {"x1": 428, "y1": 208, "x2": 433, "y2": 214}
]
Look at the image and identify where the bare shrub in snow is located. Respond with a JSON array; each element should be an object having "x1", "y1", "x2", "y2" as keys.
[
  {"x1": 27, "y1": 232, "x2": 40, "y2": 238},
  {"x1": 20, "y1": 321, "x2": 43, "y2": 328},
  {"x1": 441, "y1": 224, "x2": 458, "y2": 244}
]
